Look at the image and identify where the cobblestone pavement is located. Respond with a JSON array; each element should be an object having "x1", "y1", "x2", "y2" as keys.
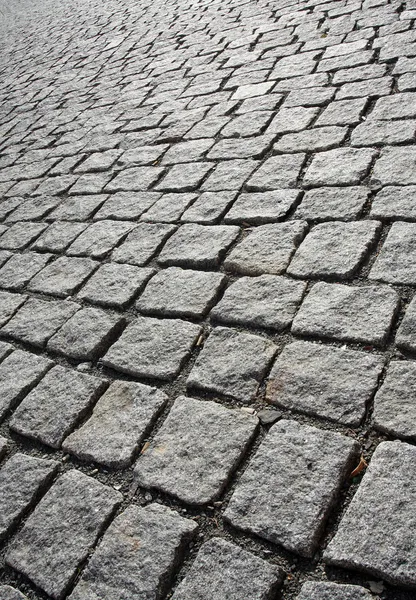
[{"x1": 1, "y1": 0, "x2": 416, "y2": 598}]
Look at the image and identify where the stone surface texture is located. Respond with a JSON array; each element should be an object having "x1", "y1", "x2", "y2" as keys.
[{"x1": 0, "y1": 0, "x2": 415, "y2": 598}]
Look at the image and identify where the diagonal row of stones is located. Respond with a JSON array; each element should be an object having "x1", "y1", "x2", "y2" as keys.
[{"x1": 1, "y1": 0, "x2": 416, "y2": 599}]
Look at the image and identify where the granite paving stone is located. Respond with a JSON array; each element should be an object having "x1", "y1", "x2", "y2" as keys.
[
  {"x1": 369, "y1": 222, "x2": 416, "y2": 285},
  {"x1": 93, "y1": 192, "x2": 161, "y2": 220},
  {"x1": 370, "y1": 92, "x2": 416, "y2": 120},
  {"x1": 187, "y1": 326, "x2": 276, "y2": 402},
  {"x1": 102, "y1": 316, "x2": 201, "y2": 380},
  {"x1": 396, "y1": 296, "x2": 416, "y2": 353},
  {"x1": 224, "y1": 221, "x2": 307, "y2": 276},
  {"x1": 224, "y1": 420, "x2": 358, "y2": 557},
  {"x1": 10, "y1": 365, "x2": 107, "y2": 449},
  {"x1": 207, "y1": 135, "x2": 274, "y2": 160},
  {"x1": 68, "y1": 504, "x2": 197, "y2": 600},
  {"x1": 105, "y1": 166, "x2": 165, "y2": 192},
  {"x1": 224, "y1": 190, "x2": 300, "y2": 224},
  {"x1": 69, "y1": 173, "x2": 112, "y2": 195},
  {"x1": 158, "y1": 223, "x2": 239, "y2": 269},
  {"x1": 47, "y1": 306, "x2": 125, "y2": 360},
  {"x1": 181, "y1": 191, "x2": 237, "y2": 224},
  {"x1": 135, "y1": 395, "x2": 258, "y2": 504},
  {"x1": 292, "y1": 282, "x2": 399, "y2": 346},
  {"x1": 201, "y1": 160, "x2": 258, "y2": 191},
  {"x1": 371, "y1": 146, "x2": 416, "y2": 186},
  {"x1": 75, "y1": 149, "x2": 121, "y2": 173},
  {"x1": 0, "y1": 350, "x2": 53, "y2": 421},
  {"x1": 351, "y1": 119, "x2": 416, "y2": 146},
  {"x1": 0, "y1": 250, "x2": 13, "y2": 267},
  {"x1": 245, "y1": 154, "x2": 306, "y2": 191},
  {"x1": 32, "y1": 221, "x2": 87, "y2": 252},
  {"x1": 78, "y1": 263, "x2": 154, "y2": 308},
  {"x1": 6, "y1": 196, "x2": 61, "y2": 223},
  {"x1": 0, "y1": 252, "x2": 52, "y2": 291},
  {"x1": 296, "y1": 582, "x2": 374, "y2": 600},
  {"x1": 141, "y1": 193, "x2": 197, "y2": 222},
  {"x1": 5, "y1": 470, "x2": 122, "y2": 600},
  {"x1": 0, "y1": 340, "x2": 13, "y2": 361},
  {"x1": 315, "y1": 98, "x2": 367, "y2": 126},
  {"x1": 137, "y1": 267, "x2": 225, "y2": 318},
  {"x1": 155, "y1": 162, "x2": 213, "y2": 191},
  {"x1": 0, "y1": 586, "x2": 28, "y2": 600},
  {"x1": 267, "y1": 341, "x2": 383, "y2": 426},
  {"x1": 373, "y1": 360, "x2": 416, "y2": 440},
  {"x1": 303, "y1": 148, "x2": 376, "y2": 187},
  {"x1": 324, "y1": 441, "x2": 416, "y2": 588},
  {"x1": 287, "y1": 221, "x2": 380, "y2": 279},
  {"x1": 0, "y1": 453, "x2": 58, "y2": 540},
  {"x1": 370, "y1": 186, "x2": 416, "y2": 221},
  {"x1": 27, "y1": 256, "x2": 98, "y2": 297},
  {"x1": 63, "y1": 381, "x2": 167, "y2": 468},
  {"x1": 295, "y1": 187, "x2": 370, "y2": 221},
  {"x1": 171, "y1": 538, "x2": 282, "y2": 600},
  {"x1": 47, "y1": 195, "x2": 108, "y2": 221},
  {"x1": 211, "y1": 275, "x2": 306, "y2": 331},
  {"x1": 66, "y1": 219, "x2": 135, "y2": 259},
  {"x1": 267, "y1": 106, "x2": 319, "y2": 134},
  {"x1": 0, "y1": 222, "x2": 47, "y2": 250},
  {"x1": 2, "y1": 297, "x2": 80, "y2": 348},
  {"x1": 0, "y1": 291, "x2": 27, "y2": 326},
  {"x1": 273, "y1": 126, "x2": 348, "y2": 154},
  {"x1": 112, "y1": 222, "x2": 176, "y2": 266}
]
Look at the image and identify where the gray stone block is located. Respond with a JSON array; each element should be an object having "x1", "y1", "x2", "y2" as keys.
[
  {"x1": 292, "y1": 282, "x2": 399, "y2": 346},
  {"x1": 28, "y1": 256, "x2": 98, "y2": 297},
  {"x1": 10, "y1": 365, "x2": 107, "y2": 448},
  {"x1": 370, "y1": 222, "x2": 416, "y2": 284},
  {"x1": 324, "y1": 441, "x2": 416, "y2": 588},
  {"x1": 181, "y1": 191, "x2": 237, "y2": 224},
  {"x1": 274, "y1": 126, "x2": 347, "y2": 154},
  {"x1": 315, "y1": 97, "x2": 367, "y2": 126},
  {"x1": 351, "y1": 119, "x2": 416, "y2": 147},
  {"x1": 0, "y1": 221, "x2": 47, "y2": 250},
  {"x1": 47, "y1": 195, "x2": 107, "y2": 221},
  {"x1": 187, "y1": 326, "x2": 276, "y2": 402},
  {"x1": 78, "y1": 263, "x2": 154, "y2": 308},
  {"x1": 63, "y1": 380, "x2": 167, "y2": 468},
  {"x1": 105, "y1": 166, "x2": 165, "y2": 192},
  {"x1": 225, "y1": 419, "x2": 358, "y2": 557},
  {"x1": 138, "y1": 267, "x2": 225, "y2": 318},
  {"x1": 245, "y1": 154, "x2": 306, "y2": 190},
  {"x1": 0, "y1": 436, "x2": 7, "y2": 461},
  {"x1": 135, "y1": 395, "x2": 258, "y2": 504},
  {"x1": 69, "y1": 504, "x2": 197, "y2": 600},
  {"x1": 0, "y1": 350, "x2": 53, "y2": 421},
  {"x1": 141, "y1": 193, "x2": 197, "y2": 222},
  {"x1": 93, "y1": 191, "x2": 161, "y2": 220},
  {"x1": 171, "y1": 538, "x2": 282, "y2": 600},
  {"x1": 303, "y1": 148, "x2": 375, "y2": 187},
  {"x1": 224, "y1": 221, "x2": 307, "y2": 276},
  {"x1": 267, "y1": 341, "x2": 383, "y2": 426},
  {"x1": 0, "y1": 453, "x2": 58, "y2": 540},
  {"x1": 67, "y1": 220, "x2": 135, "y2": 259},
  {"x1": 267, "y1": 106, "x2": 319, "y2": 134},
  {"x1": 0, "y1": 252, "x2": 52, "y2": 290},
  {"x1": 201, "y1": 160, "x2": 258, "y2": 191},
  {"x1": 295, "y1": 187, "x2": 369, "y2": 222},
  {"x1": 6, "y1": 470, "x2": 122, "y2": 600},
  {"x1": 155, "y1": 162, "x2": 212, "y2": 191},
  {"x1": 0, "y1": 291, "x2": 27, "y2": 326},
  {"x1": 296, "y1": 582, "x2": 374, "y2": 600},
  {"x1": 211, "y1": 275, "x2": 306, "y2": 331},
  {"x1": 113, "y1": 222, "x2": 176, "y2": 266},
  {"x1": 32, "y1": 221, "x2": 87, "y2": 252},
  {"x1": 287, "y1": 221, "x2": 380, "y2": 279},
  {"x1": 224, "y1": 190, "x2": 300, "y2": 224},
  {"x1": 370, "y1": 186, "x2": 416, "y2": 221},
  {"x1": 2, "y1": 297, "x2": 80, "y2": 348},
  {"x1": 0, "y1": 586, "x2": 29, "y2": 600},
  {"x1": 158, "y1": 223, "x2": 239, "y2": 269},
  {"x1": 373, "y1": 361, "x2": 416, "y2": 439},
  {"x1": 371, "y1": 146, "x2": 416, "y2": 186},
  {"x1": 47, "y1": 307, "x2": 124, "y2": 360},
  {"x1": 102, "y1": 316, "x2": 201, "y2": 380}
]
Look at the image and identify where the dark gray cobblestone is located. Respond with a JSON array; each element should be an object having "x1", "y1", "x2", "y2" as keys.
[{"x1": 1, "y1": 0, "x2": 416, "y2": 598}]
